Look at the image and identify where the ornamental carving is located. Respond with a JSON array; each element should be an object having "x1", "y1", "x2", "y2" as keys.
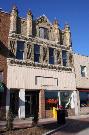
[
  {"x1": 27, "y1": 44, "x2": 32, "y2": 59},
  {"x1": 57, "y1": 50, "x2": 61, "y2": 65},
  {"x1": 69, "y1": 53, "x2": 73, "y2": 67},
  {"x1": 43, "y1": 47, "x2": 47, "y2": 62},
  {"x1": 10, "y1": 40, "x2": 15, "y2": 54}
]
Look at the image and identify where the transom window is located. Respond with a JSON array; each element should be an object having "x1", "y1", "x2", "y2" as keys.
[
  {"x1": 62, "y1": 50, "x2": 67, "y2": 66},
  {"x1": 81, "y1": 66, "x2": 87, "y2": 77},
  {"x1": 39, "y1": 27, "x2": 49, "y2": 39},
  {"x1": 49, "y1": 48, "x2": 54, "y2": 64},
  {"x1": 34, "y1": 44, "x2": 40, "y2": 63},
  {"x1": 16, "y1": 41, "x2": 24, "y2": 60}
]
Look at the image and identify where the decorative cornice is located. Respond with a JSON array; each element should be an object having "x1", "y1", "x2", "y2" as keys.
[{"x1": 7, "y1": 58, "x2": 72, "y2": 72}]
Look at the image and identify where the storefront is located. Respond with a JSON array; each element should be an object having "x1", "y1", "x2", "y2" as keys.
[
  {"x1": 79, "y1": 89, "x2": 89, "y2": 115},
  {"x1": 45, "y1": 90, "x2": 75, "y2": 117},
  {"x1": 79, "y1": 90, "x2": 89, "y2": 107},
  {"x1": 9, "y1": 89, "x2": 39, "y2": 118}
]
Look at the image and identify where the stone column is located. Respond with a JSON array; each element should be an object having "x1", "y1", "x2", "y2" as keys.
[
  {"x1": 39, "y1": 45, "x2": 43, "y2": 63},
  {"x1": 64, "y1": 24, "x2": 71, "y2": 48},
  {"x1": 39, "y1": 89, "x2": 45, "y2": 118},
  {"x1": 27, "y1": 10, "x2": 33, "y2": 38},
  {"x1": 53, "y1": 19, "x2": 60, "y2": 43},
  {"x1": 74, "y1": 90, "x2": 80, "y2": 116},
  {"x1": 54, "y1": 49, "x2": 57, "y2": 65},
  {"x1": 6, "y1": 88, "x2": 10, "y2": 118},
  {"x1": 19, "y1": 89, "x2": 25, "y2": 119},
  {"x1": 9, "y1": 5, "x2": 18, "y2": 34},
  {"x1": 70, "y1": 91, "x2": 75, "y2": 109}
]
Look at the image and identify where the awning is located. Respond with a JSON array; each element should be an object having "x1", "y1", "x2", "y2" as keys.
[
  {"x1": 79, "y1": 89, "x2": 89, "y2": 92},
  {"x1": 0, "y1": 82, "x2": 4, "y2": 92}
]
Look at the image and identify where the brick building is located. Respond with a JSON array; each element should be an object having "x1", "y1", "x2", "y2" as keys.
[{"x1": 0, "y1": 10, "x2": 10, "y2": 119}]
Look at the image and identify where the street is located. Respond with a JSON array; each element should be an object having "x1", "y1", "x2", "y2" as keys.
[{"x1": 51, "y1": 117, "x2": 89, "y2": 135}]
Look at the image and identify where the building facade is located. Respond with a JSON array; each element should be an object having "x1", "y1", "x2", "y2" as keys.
[
  {"x1": 1, "y1": 6, "x2": 88, "y2": 120},
  {"x1": 5, "y1": 6, "x2": 78, "y2": 119},
  {"x1": 74, "y1": 53, "x2": 89, "y2": 115}
]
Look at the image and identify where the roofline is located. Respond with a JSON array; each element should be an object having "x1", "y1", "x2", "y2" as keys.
[
  {"x1": 73, "y1": 52, "x2": 89, "y2": 57},
  {"x1": 0, "y1": 10, "x2": 10, "y2": 16}
]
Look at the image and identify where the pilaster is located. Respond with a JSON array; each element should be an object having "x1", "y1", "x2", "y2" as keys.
[
  {"x1": 39, "y1": 89, "x2": 45, "y2": 118},
  {"x1": 19, "y1": 89, "x2": 25, "y2": 119}
]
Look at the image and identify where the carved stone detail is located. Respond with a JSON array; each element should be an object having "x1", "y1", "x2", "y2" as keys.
[
  {"x1": 27, "y1": 44, "x2": 32, "y2": 59},
  {"x1": 10, "y1": 40, "x2": 16, "y2": 55},
  {"x1": 43, "y1": 47, "x2": 47, "y2": 62},
  {"x1": 57, "y1": 50, "x2": 61, "y2": 65},
  {"x1": 69, "y1": 53, "x2": 73, "y2": 67}
]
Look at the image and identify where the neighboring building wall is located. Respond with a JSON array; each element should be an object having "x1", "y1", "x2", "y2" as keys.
[
  {"x1": 0, "y1": 11, "x2": 10, "y2": 120},
  {"x1": 73, "y1": 53, "x2": 89, "y2": 89},
  {"x1": 74, "y1": 53, "x2": 89, "y2": 115},
  {"x1": 0, "y1": 11, "x2": 10, "y2": 84}
]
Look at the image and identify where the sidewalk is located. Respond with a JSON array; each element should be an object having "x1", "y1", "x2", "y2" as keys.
[
  {"x1": 0, "y1": 115, "x2": 89, "y2": 132},
  {"x1": 0, "y1": 118, "x2": 57, "y2": 130}
]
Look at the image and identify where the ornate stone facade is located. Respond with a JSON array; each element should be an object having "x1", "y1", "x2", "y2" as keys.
[{"x1": 8, "y1": 6, "x2": 74, "y2": 70}]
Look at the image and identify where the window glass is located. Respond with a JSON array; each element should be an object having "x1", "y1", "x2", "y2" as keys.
[
  {"x1": 49, "y1": 48, "x2": 54, "y2": 64},
  {"x1": 80, "y1": 92, "x2": 89, "y2": 107},
  {"x1": 45, "y1": 91, "x2": 59, "y2": 110},
  {"x1": 81, "y1": 66, "x2": 86, "y2": 77},
  {"x1": 62, "y1": 50, "x2": 67, "y2": 66},
  {"x1": 0, "y1": 72, "x2": 3, "y2": 82},
  {"x1": 60, "y1": 91, "x2": 72, "y2": 109},
  {"x1": 16, "y1": 41, "x2": 24, "y2": 60},
  {"x1": 39, "y1": 27, "x2": 49, "y2": 39},
  {"x1": 34, "y1": 44, "x2": 40, "y2": 62}
]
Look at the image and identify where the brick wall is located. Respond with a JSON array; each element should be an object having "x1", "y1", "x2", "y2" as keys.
[{"x1": 0, "y1": 11, "x2": 10, "y2": 120}]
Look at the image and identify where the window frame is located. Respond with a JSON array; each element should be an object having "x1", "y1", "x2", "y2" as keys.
[
  {"x1": 16, "y1": 41, "x2": 24, "y2": 60},
  {"x1": 34, "y1": 44, "x2": 40, "y2": 63},
  {"x1": 49, "y1": 47, "x2": 54, "y2": 64},
  {"x1": 81, "y1": 65, "x2": 87, "y2": 77},
  {"x1": 62, "y1": 50, "x2": 67, "y2": 66},
  {"x1": 39, "y1": 27, "x2": 49, "y2": 40}
]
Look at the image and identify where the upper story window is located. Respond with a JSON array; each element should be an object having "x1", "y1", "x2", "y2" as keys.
[
  {"x1": 49, "y1": 48, "x2": 54, "y2": 64},
  {"x1": 62, "y1": 50, "x2": 67, "y2": 66},
  {"x1": 39, "y1": 27, "x2": 49, "y2": 39},
  {"x1": 0, "y1": 71, "x2": 3, "y2": 82},
  {"x1": 34, "y1": 44, "x2": 40, "y2": 63},
  {"x1": 16, "y1": 41, "x2": 24, "y2": 60},
  {"x1": 81, "y1": 66, "x2": 87, "y2": 77}
]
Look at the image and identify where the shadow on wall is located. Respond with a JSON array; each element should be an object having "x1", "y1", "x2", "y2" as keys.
[{"x1": 0, "y1": 41, "x2": 15, "y2": 58}]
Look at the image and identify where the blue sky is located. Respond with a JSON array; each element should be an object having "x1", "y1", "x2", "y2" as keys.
[{"x1": 0, "y1": 0, "x2": 89, "y2": 56}]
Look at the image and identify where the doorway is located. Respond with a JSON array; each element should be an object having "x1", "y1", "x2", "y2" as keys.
[
  {"x1": 25, "y1": 91, "x2": 39, "y2": 118},
  {"x1": 10, "y1": 90, "x2": 19, "y2": 117}
]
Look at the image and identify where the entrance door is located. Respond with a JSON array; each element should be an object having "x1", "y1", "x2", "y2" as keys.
[
  {"x1": 25, "y1": 91, "x2": 39, "y2": 118},
  {"x1": 25, "y1": 94, "x2": 32, "y2": 117},
  {"x1": 10, "y1": 90, "x2": 19, "y2": 117}
]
